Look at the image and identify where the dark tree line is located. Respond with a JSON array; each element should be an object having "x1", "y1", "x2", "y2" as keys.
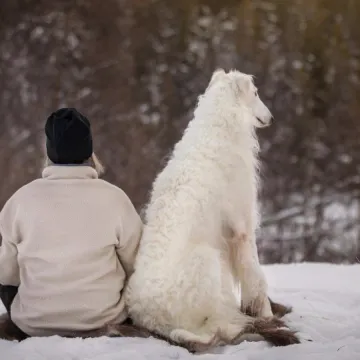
[{"x1": 1, "y1": 0, "x2": 360, "y2": 263}]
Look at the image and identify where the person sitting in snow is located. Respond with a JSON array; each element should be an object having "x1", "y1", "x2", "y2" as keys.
[{"x1": 0, "y1": 108, "x2": 143, "y2": 339}]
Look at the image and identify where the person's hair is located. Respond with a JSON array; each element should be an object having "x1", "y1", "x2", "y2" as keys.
[
  {"x1": 43, "y1": 153, "x2": 105, "y2": 176},
  {"x1": 90, "y1": 153, "x2": 105, "y2": 175}
]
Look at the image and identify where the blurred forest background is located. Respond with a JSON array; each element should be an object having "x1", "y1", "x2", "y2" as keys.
[{"x1": 1, "y1": 0, "x2": 360, "y2": 263}]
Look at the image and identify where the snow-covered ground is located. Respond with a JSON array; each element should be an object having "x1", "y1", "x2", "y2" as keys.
[{"x1": 1, "y1": 263, "x2": 360, "y2": 359}]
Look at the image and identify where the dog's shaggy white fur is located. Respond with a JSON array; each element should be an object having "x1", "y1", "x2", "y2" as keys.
[{"x1": 125, "y1": 69, "x2": 293, "y2": 350}]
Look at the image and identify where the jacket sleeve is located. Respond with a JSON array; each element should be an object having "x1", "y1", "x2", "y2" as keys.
[
  {"x1": 0, "y1": 200, "x2": 20, "y2": 286},
  {"x1": 115, "y1": 194, "x2": 143, "y2": 277}
]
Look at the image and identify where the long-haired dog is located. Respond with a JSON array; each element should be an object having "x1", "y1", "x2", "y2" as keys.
[{"x1": 124, "y1": 69, "x2": 299, "y2": 352}]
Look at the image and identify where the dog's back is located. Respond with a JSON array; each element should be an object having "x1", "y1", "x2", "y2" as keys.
[{"x1": 126, "y1": 145, "x2": 228, "y2": 333}]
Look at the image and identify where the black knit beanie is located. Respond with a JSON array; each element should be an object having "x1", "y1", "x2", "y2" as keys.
[{"x1": 45, "y1": 108, "x2": 93, "y2": 164}]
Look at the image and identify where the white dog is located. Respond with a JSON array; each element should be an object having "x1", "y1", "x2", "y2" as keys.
[{"x1": 125, "y1": 69, "x2": 298, "y2": 352}]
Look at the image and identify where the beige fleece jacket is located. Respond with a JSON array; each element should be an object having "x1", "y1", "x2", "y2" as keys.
[{"x1": 0, "y1": 165, "x2": 143, "y2": 337}]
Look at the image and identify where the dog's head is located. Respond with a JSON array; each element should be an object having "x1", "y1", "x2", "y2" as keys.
[{"x1": 208, "y1": 69, "x2": 273, "y2": 128}]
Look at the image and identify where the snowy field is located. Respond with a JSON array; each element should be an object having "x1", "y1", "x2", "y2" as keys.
[{"x1": 1, "y1": 263, "x2": 360, "y2": 360}]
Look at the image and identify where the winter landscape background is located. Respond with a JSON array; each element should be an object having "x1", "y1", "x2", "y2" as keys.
[{"x1": 1, "y1": 0, "x2": 360, "y2": 264}]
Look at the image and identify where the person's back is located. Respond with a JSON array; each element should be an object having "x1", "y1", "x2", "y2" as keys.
[{"x1": 0, "y1": 108, "x2": 142, "y2": 337}]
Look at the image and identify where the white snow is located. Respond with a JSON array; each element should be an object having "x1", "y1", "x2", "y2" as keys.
[{"x1": 1, "y1": 263, "x2": 360, "y2": 359}]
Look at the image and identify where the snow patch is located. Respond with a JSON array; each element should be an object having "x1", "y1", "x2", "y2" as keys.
[{"x1": 1, "y1": 263, "x2": 360, "y2": 359}]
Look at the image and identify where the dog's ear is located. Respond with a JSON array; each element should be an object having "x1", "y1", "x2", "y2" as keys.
[
  {"x1": 234, "y1": 74, "x2": 254, "y2": 96},
  {"x1": 208, "y1": 68, "x2": 226, "y2": 88},
  {"x1": 212, "y1": 68, "x2": 226, "y2": 79}
]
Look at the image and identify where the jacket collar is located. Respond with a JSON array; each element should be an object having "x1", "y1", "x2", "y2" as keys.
[{"x1": 42, "y1": 165, "x2": 98, "y2": 180}]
